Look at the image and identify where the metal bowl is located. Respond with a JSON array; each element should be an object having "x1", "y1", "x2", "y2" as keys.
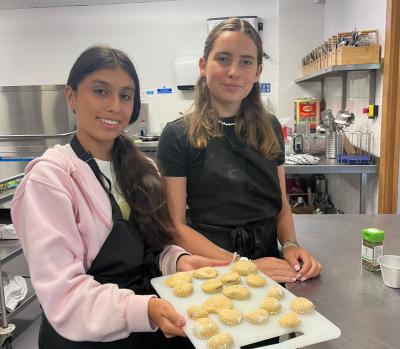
[{"x1": 377, "y1": 255, "x2": 400, "y2": 288}]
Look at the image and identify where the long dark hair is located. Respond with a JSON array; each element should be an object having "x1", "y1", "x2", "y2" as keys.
[
  {"x1": 186, "y1": 18, "x2": 280, "y2": 159},
  {"x1": 67, "y1": 45, "x2": 174, "y2": 250}
]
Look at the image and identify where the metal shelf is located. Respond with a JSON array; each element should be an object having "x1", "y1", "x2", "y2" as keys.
[
  {"x1": 0, "y1": 240, "x2": 22, "y2": 264},
  {"x1": 295, "y1": 63, "x2": 382, "y2": 113},
  {"x1": 0, "y1": 190, "x2": 15, "y2": 204},
  {"x1": 295, "y1": 63, "x2": 382, "y2": 83},
  {"x1": 285, "y1": 158, "x2": 378, "y2": 214},
  {"x1": 0, "y1": 240, "x2": 38, "y2": 334},
  {"x1": 285, "y1": 158, "x2": 377, "y2": 174}
]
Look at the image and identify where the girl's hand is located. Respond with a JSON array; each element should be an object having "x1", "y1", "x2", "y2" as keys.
[
  {"x1": 147, "y1": 298, "x2": 186, "y2": 338},
  {"x1": 176, "y1": 255, "x2": 230, "y2": 272},
  {"x1": 283, "y1": 247, "x2": 321, "y2": 281},
  {"x1": 253, "y1": 257, "x2": 299, "y2": 283}
]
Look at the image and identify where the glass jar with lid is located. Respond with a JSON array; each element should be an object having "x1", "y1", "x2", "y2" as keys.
[{"x1": 361, "y1": 227, "x2": 384, "y2": 271}]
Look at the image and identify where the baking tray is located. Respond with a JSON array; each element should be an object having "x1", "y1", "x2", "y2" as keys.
[{"x1": 151, "y1": 265, "x2": 340, "y2": 349}]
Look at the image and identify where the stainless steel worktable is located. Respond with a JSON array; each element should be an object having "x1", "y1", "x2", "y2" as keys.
[
  {"x1": 289, "y1": 214, "x2": 399, "y2": 349},
  {"x1": 285, "y1": 158, "x2": 377, "y2": 214}
]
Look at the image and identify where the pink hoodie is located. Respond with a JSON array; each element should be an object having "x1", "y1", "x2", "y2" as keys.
[{"x1": 11, "y1": 144, "x2": 186, "y2": 342}]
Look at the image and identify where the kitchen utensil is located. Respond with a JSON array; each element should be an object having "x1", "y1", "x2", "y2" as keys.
[
  {"x1": 325, "y1": 130, "x2": 343, "y2": 159},
  {"x1": 151, "y1": 265, "x2": 341, "y2": 349},
  {"x1": 334, "y1": 110, "x2": 355, "y2": 131},
  {"x1": 377, "y1": 255, "x2": 400, "y2": 288},
  {"x1": 321, "y1": 109, "x2": 334, "y2": 130}
]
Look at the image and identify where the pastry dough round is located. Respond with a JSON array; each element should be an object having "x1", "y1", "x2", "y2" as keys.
[
  {"x1": 218, "y1": 308, "x2": 243, "y2": 326},
  {"x1": 244, "y1": 309, "x2": 269, "y2": 325},
  {"x1": 164, "y1": 272, "x2": 192, "y2": 288},
  {"x1": 173, "y1": 282, "x2": 193, "y2": 297},
  {"x1": 232, "y1": 260, "x2": 257, "y2": 276},
  {"x1": 187, "y1": 305, "x2": 208, "y2": 320},
  {"x1": 278, "y1": 312, "x2": 301, "y2": 328},
  {"x1": 260, "y1": 296, "x2": 281, "y2": 314},
  {"x1": 207, "y1": 332, "x2": 234, "y2": 349},
  {"x1": 220, "y1": 271, "x2": 241, "y2": 285},
  {"x1": 223, "y1": 285, "x2": 251, "y2": 300},
  {"x1": 203, "y1": 294, "x2": 233, "y2": 314},
  {"x1": 202, "y1": 279, "x2": 223, "y2": 293},
  {"x1": 266, "y1": 284, "x2": 284, "y2": 299},
  {"x1": 290, "y1": 297, "x2": 315, "y2": 314},
  {"x1": 246, "y1": 274, "x2": 266, "y2": 287},
  {"x1": 193, "y1": 318, "x2": 219, "y2": 339},
  {"x1": 193, "y1": 267, "x2": 218, "y2": 279}
]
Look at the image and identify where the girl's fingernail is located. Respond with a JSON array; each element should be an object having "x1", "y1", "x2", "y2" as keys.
[
  {"x1": 291, "y1": 277, "x2": 297, "y2": 282},
  {"x1": 178, "y1": 317, "x2": 186, "y2": 326},
  {"x1": 301, "y1": 277, "x2": 307, "y2": 282},
  {"x1": 297, "y1": 274, "x2": 302, "y2": 278},
  {"x1": 294, "y1": 264, "x2": 301, "y2": 271}
]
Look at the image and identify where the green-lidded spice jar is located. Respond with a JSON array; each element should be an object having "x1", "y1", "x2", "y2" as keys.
[{"x1": 361, "y1": 227, "x2": 384, "y2": 271}]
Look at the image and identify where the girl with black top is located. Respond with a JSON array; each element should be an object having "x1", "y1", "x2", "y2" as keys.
[{"x1": 157, "y1": 18, "x2": 321, "y2": 284}]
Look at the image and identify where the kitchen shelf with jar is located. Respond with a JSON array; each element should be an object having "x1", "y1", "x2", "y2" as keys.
[
  {"x1": 295, "y1": 62, "x2": 382, "y2": 110},
  {"x1": 295, "y1": 63, "x2": 381, "y2": 83},
  {"x1": 296, "y1": 29, "x2": 382, "y2": 109}
]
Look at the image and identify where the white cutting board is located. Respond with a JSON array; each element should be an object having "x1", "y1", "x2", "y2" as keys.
[{"x1": 151, "y1": 265, "x2": 340, "y2": 349}]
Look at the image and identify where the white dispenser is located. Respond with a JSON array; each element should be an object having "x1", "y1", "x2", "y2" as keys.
[
  {"x1": 207, "y1": 16, "x2": 260, "y2": 33},
  {"x1": 174, "y1": 56, "x2": 200, "y2": 90}
]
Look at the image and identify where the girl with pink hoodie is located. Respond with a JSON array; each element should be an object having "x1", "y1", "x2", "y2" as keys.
[{"x1": 11, "y1": 45, "x2": 224, "y2": 349}]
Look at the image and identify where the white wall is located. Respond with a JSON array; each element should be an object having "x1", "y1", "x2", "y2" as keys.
[
  {"x1": 0, "y1": 0, "x2": 279, "y2": 134},
  {"x1": 324, "y1": 0, "x2": 387, "y2": 52},
  {"x1": 278, "y1": 0, "x2": 325, "y2": 123}
]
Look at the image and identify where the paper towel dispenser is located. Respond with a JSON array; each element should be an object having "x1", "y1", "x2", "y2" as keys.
[
  {"x1": 207, "y1": 16, "x2": 262, "y2": 33},
  {"x1": 175, "y1": 56, "x2": 200, "y2": 91}
]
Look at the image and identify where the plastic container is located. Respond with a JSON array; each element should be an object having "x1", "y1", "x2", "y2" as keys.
[
  {"x1": 361, "y1": 227, "x2": 384, "y2": 271},
  {"x1": 377, "y1": 255, "x2": 400, "y2": 288}
]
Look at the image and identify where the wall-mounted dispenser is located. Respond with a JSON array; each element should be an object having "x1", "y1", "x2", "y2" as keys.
[
  {"x1": 207, "y1": 16, "x2": 262, "y2": 33},
  {"x1": 175, "y1": 56, "x2": 200, "y2": 90},
  {"x1": 206, "y1": 16, "x2": 269, "y2": 60}
]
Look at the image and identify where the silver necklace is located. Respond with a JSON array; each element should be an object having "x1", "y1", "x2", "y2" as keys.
[{"x1": 218, "y1": 119, "x2": 235, "y2": 126}]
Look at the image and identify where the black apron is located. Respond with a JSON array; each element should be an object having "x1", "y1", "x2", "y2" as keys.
[
  {"x1": 188, "y1": 132, "x2": 284, "y2": 347},
  {"x1": 39, "y1": 136, "x2": 192, "y2": 349},
  {"x1": 187, "y1": 134, "x2": 282, "y2": 260}
]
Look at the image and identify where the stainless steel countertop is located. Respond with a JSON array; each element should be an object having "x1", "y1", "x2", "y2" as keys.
[
  {"x1": 289, "y1": 214, "x2": 400, "y2": 349},
  {"x1": 134, "y1": 141, "x2": 158, "y2": 151}
]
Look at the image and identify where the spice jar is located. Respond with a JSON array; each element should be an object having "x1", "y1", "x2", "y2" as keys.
[{"x1": 361, "y1": 227, "x2": 384, "y2": 271}]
